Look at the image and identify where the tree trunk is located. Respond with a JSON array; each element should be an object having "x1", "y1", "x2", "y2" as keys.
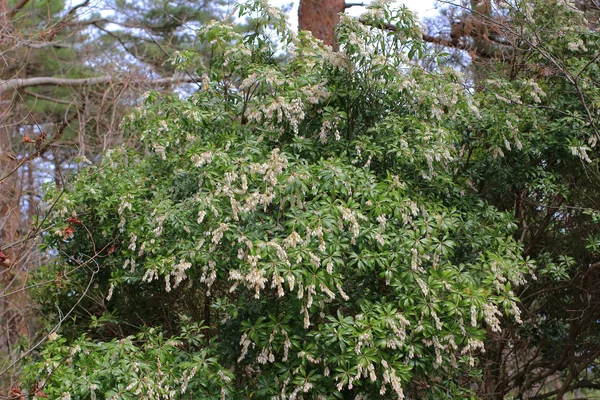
[
  {"x1": 0, "y1": 91, "x2": 21, "y2": 267},
  {"x1": 0, "y1": 78, "x2": 30, "y2": 392},
  {"x1": 298, "y1": 0, "x2": 345, "y2": 50}
]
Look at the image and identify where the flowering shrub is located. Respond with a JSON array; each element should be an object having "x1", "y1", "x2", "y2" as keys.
[{"x1": 25, "y1": 1, "x2": 533, "y2": 398}]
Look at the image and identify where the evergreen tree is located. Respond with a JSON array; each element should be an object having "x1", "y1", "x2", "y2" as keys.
[{"x1": 24, "y1": 2, "x2": 529, "y2": 398}]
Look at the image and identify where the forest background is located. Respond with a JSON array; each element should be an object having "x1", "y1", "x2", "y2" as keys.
[{"x1": 0, "y1": 0, "x2": 599, "y2": 398}]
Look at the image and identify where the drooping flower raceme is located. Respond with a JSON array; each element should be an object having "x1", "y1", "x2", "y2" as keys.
[{"x1": 29, "y1": 1, "x2": 530, "y2": 398}]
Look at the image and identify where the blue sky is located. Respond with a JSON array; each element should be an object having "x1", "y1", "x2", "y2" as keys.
[{"x1": 268, "y1": 0, "x2": 439, "y2": 30}]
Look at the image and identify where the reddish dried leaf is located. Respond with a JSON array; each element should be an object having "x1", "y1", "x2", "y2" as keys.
[
  {"x1": 23, "y1": 135, "x2": 35, "y2": 144},
  {"x1": 54, "y1": 270, "x2": 65, "y2": 288},
  {"x1": 0, "y1": 251, "x2": 12, "y2": 268},
  {"x1": 66, "y1": 216, "x2": 82, "y2": 226},
  {"x1": 9, "y1": 386, "x2": 23, "y2": 400},
  {"x1": 30, "y1": 382, "x2": 48, "y2": 398},
  {"x1": 62, "y1": 225, "x2": 75, "y2": 239}
]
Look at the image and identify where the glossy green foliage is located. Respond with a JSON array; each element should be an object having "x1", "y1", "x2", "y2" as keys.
[
  {"x1": 25, "y1": 1, "x2": 532, "y2": 398},
  {"x1": 451, "y1": 1, "x2": 600, "y2": 396}
]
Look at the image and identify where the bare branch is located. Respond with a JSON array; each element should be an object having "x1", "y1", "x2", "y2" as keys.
[
  {"x1": 0, "y1": 74, "x2": 201, "y2": 94},
  {"x1": 359, "y1": 18, "x2": 513, "y2": 59},
  {"x1": 52, "y1": 0, "x2": 91, "y2": 29},
  {"x1": 345, "y1": 2, "x2": 365, "y2": 9},
  {"x1": 66, "y1": 18, "x2": 146, "y2": 30},
  {"x1": 7, "y1": 0, "x2": 30, "y2": 19},
  {"x1": 0, "y1": 76, "x2": 112, "y2": 94},
  {"x1": 23, "y1": 89, "x2": 74, "y2": 105}
]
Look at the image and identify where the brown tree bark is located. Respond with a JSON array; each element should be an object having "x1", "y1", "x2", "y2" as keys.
[
  {"x1": 0, "y1": 78, "x2": 30, "y2": 392},
  {"x1": 0, "y1": 89, "x2": 21, "y2": 268},
  {"x1": 298, "y1": 0, "x2": 345, "y2": 50}
]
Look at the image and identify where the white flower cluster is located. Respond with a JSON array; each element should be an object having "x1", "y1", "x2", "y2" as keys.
[
  {"x1": 179, "y1": 365, "x2": 197, "y2": 394},
  {"x1": 117, "y1": 195, "x2": 133, "y2": 232},
  {"x1": 256, "y1": 327, "x2": 278, "y2": 365},
  {"x1": 380, "y1": 359, "x2": 405, "y2": 399},
  {"x1": 482, "y1": 302, "x2": 502, "y2": 332},
  {"x1": 571, "y1": 145, "x2": 592, "y2": 162},
  {"x1": 191, "y1": 151, "x2": 213, "y2": 167},
  {"x1": 318, "y1": 117, "x2": 342, "y2": 144},
  {"x1": 461, "y1": 338, "x2": 486, "y2": 367},
  {"x1": 338, "y1": 206, "x2": 362, "y2": 244},
  {"x1": 506, "y1": 120, "x2": 523, "y2": 150},
  {"x1": 300, "y1": 83, "x2": 329, "y2": 105},
  {"x1": 567, "y1": 37, "x2": 587, "y2": 52},
  {"x1": 150, "y1": 211, "x2": 167, "y2": 239},
  {"x1": 387, "y1": 314, "x2": 410, "y2": 346},
  {"x1": 262, "y1": 97, "x2": 306, "y2": 135},
  {"x1": 171, "y1": 260, "x2": 192, "y2": 289},
  {"x1": 228, "y1": 263, "x2": 268, "y2": 299},
  {"x1": 153, "y1": 144, "x2": 167, "y2": 160}
]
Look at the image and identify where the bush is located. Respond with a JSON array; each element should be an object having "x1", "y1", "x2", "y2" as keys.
[{"x1": 26, "y1": 1, "x2": 529, "y2": 398}]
